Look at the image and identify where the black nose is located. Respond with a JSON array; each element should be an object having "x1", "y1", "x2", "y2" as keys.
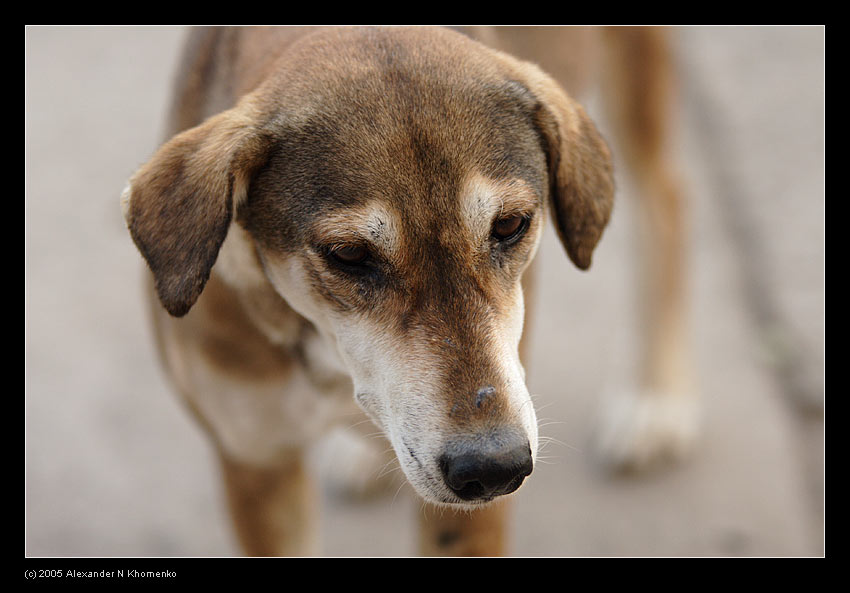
[{"x1": 439, "y1": 429, "x2": 533, "y2": 501}]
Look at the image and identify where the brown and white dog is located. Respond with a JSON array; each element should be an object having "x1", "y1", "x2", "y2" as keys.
[{"x1": 122, "y1": 26, "x2": 693, "y2": 556}]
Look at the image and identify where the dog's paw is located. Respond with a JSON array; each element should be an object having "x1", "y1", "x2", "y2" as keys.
[
  {"x1": 592, "y1": 389, "x2": 700, "y2": 474},
  {"x1": 312, "y1": 427, "x2": 401, "y2": 501}
]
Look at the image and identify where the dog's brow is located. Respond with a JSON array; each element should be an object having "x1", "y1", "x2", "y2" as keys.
[
  {"x1": 312, "y1": 206, "x2": 397, "y2": 250},
  {"x1": 462, "y1": 174, "x2": 540, "y2": 228}
]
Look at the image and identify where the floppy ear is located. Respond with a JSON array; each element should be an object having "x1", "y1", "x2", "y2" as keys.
[
  {"x1": 520, "y1": 67, "x2": 615, "y2": 270},
  {"x1": 122, "y1": 98, "x2": 271, "y2": 317}
]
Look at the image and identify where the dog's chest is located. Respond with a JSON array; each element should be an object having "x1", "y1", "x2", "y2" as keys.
[
  {"x1": 154, "y1": 275, "x2": 358, "y2": 466},
  {"x1": 182, "y1": 334, "x2": 355, "y2": 465}
]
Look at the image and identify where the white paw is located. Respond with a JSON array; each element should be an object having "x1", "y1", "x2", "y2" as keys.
[
  {"x1": 593, "y1": 389, "x2": 700, "y2": 473},
  {"x1": 311, "y1": 427, "x2": 400, "y2": 501}
]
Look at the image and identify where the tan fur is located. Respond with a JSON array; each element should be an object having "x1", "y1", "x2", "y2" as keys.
[
  {"x1": 419, "y1": 498, "x2": 511, "y2": 556},
  {"x1": 602, "y1": 27, "x2": 691, "y2": 396},
  {"x1": 218, "y1": 451, "x2": 320, "y2": 556},
  {"x1": 123, "y1": 25, "x2": 688, "y2": 556},
  {"x1": 594, "y1": 27, "x2": 696, "y2": 469}
]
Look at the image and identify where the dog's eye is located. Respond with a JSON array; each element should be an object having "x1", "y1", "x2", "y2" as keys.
[
  {"x1": 329, "y1": 244, "x2": 370, "y2": 266},
  {"x1": 492, "y1": 215, "x2": 529, "y2": 243}
]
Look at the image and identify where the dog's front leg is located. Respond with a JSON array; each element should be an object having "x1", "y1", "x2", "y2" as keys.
[
  {"x1": 592, "y1": 27, "x2": 699, "y2": 472},
  {"x1": 418, "y1": 499, "x2": 510, "y2": 556},
  {"x1": 217, "y1": 449, "x2": 319, "y2": 556}
]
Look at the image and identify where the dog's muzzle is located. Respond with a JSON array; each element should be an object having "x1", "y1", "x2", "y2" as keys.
[{"x1": 438, "y1": 427, "x2": 533, "y2": 502}]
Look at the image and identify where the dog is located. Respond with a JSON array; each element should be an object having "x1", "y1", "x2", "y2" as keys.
[{"x1": 122, "y1": 25, "x2": 693, "y2": 556}]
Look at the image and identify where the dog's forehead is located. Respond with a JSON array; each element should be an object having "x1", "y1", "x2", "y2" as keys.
[
  {"x1": 272, "y1": 27, "x2": 543, "y2": 165},
  {"x1": 244, "y1": 28, "x2": 548, "y2": 251},
  {"x1": 267, "y1": 27, "x2": 534, "y2": 109}
]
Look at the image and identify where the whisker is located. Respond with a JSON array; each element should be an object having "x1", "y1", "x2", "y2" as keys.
[
  {"x1": 363, "y1": 431, "x2": 390, "y2": 441},
  {"x1": 533, "y1": 400, "x2": 556, "y2": 413},
  {"x1": 344, "y1": 418, "x2": 378, "y2": 431},
  {"x1": 536, "y1": 417, "x2": 565, "y2": 427},
  {"x1": 390, "y1": 478, "x2": 408, "y2": 509},
  {"x1": 376, "y1": 457, "x2": 402, "y2": 479},
  {"x1": 537, "y1": 435, "x2": 582, "y2": 453}
]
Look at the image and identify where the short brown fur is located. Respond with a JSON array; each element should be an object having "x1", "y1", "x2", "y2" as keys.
[{"x1": 124, "y1": 25, "x2": 690, "y2": 555}]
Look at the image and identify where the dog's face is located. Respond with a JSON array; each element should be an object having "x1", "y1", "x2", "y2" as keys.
[{"x1": 123, "y1": 27, "x2": 614, "y2": 507}]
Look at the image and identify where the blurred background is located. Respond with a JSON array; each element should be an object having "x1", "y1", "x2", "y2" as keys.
[{"x1": 25, "y1": 26, "x2": 824, "y2": 557}]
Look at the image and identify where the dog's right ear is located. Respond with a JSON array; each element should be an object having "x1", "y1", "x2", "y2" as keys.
[{"x1": 122, "y1": 98, "x2": 271, "y2": 317}]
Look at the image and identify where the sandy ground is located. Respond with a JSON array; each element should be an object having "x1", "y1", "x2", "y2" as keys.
[{"x1": 25, "y1": 25, "x2": 824, "y2": 557}]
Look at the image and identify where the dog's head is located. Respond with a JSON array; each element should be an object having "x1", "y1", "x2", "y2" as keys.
[{"x1": 123, "y1": 27, "x2": 613, "y2": 507}]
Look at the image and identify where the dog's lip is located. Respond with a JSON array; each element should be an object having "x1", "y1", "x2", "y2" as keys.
[
  {"x1": 401, "y1": 437, "x2": 424, "y2": 469},
  {"x1": 435, "y1": 492, "x2": 499, "y2": 507},
  {"x1": 411, "y1": 467, "x2": 521, "y2": 507},
  {"x1": 393, "y1": 452, "x2": 481, "y2": 506}
]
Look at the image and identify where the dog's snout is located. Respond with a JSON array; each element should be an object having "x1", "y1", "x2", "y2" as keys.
[{"x1": 439, "y1": 429, "x2": 533, "y2": 502}]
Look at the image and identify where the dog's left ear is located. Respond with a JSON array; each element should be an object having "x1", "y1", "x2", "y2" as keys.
[
  {"x1": 517, "y1": 66, "x2": 615, "y2": 270},
  {"x1": 121, "y1": 96, "x2": 271, "y2": 317}
]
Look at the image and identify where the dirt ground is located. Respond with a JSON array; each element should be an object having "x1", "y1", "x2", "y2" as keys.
[{"x1": 25, "y1": 26, "x2": 824, "y2": 557}]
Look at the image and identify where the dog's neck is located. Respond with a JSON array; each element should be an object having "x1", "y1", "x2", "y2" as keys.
[{"x1": 213, "y1": 221, "x2": 351, "y2": 391}]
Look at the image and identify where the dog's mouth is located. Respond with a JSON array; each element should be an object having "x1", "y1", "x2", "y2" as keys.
[
  {"x1": 435, "y1": 475, "x2": 531, "y2": 507},
  {"x1": 440, "y1": 461, "x2": 532, "y2": 503}
]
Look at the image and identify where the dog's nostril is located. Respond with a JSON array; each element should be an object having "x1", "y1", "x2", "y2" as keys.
[{"x1": 439, "y1": 430, "x2": 533, "y2": 501}]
